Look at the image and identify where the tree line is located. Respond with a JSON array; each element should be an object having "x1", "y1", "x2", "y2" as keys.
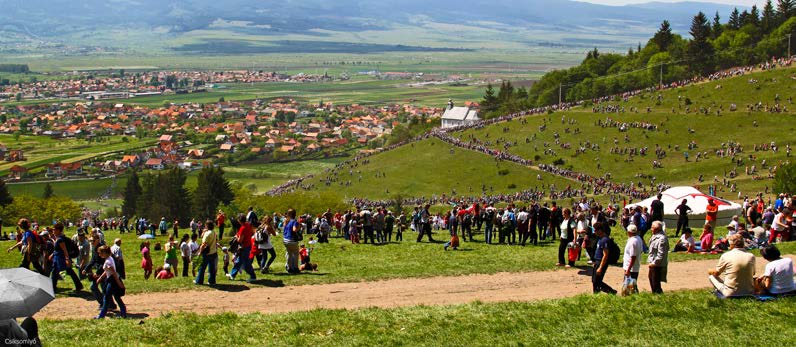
[
  {"x1": 480, "y1": 1, "x2": 795, "y2": 118},
  {"x1": 121, "y1": 167, "x2": 233, "y2": 224}
]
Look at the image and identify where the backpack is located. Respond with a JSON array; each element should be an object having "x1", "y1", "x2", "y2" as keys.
[
  {"x1": 606, "y1": 238, "x2": 621, "y2": 264},
  {"x1": 463, "y1": 213, "x2": 472, "y2": 225},
  {"x1": 63, "y1": 236, "x2": 80, "y2": 259},
  {"x1": 639, "y1": 214, "x2": 648, "y2": 232}
]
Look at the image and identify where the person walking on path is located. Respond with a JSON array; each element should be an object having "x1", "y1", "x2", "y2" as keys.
[
  {"x1": 6, "y1": 219, "x2": 46, "y2": 275},
  {"x1": 195, "y1": 220, "x2": 218, "y2": 286},
  {"x1": 227, "y1": 215, "x2": 257, "y2": 282},
  {"x1": 283, "y1": 209, "x2": 301, "y2": 274},
  {"x1": 95, "y1": 245, "x2": 126, "y2": 319},
  {"x1": 647, "y1": 221, "x2": 669, "y2": 294},
  {"x1": 50, "y1": 223, "x2": 83, "y2": 292},
  {"x1": 591, "y1": 223, "x2": 616, "y2": 294}
]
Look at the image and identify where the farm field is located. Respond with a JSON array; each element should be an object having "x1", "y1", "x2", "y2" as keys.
[
  {"x1": 0, "y1": 134, "x2": 156, "y2": 176},
  {"x1": 33, "y1": 290, "x2": 796, "y2": 345}
]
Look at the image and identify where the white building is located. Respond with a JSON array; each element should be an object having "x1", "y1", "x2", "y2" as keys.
[{"x1": 441, "y1": 103, "x2": 479, "y2": 128}]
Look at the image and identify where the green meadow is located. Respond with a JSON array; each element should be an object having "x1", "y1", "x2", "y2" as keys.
[{"x1": 38, "y1": 291, "x2": 796, "y2": 346}]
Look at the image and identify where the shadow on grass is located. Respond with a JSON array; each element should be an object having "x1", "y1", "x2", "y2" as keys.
[
  {"x1": 272, "y1": 272, "x2": 327, "y2": 277},
  {"x1": 210, "y1": 283, "x2": 251, "y2": 292},
  {"x1": 246, "y1": 279, "x2": 286, "y2": 287}
]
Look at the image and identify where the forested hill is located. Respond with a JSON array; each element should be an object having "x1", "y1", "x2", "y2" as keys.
[{"x1": 480, "y1": 3, "x2": 796, "y2": 117}]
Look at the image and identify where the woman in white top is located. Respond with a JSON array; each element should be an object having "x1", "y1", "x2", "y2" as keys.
[
  {"x1": 179, "y1": 234, "x2": 191, "y2": 277},
  {"x1": 758, "y1": 245, "x2": 795, "y2": 295},
  {"x1": 557, "y1": 208, "x2": 576, "y2": 267},
  {"x1": 96, "y1": 245, "x2": 126, "y2": 319}
]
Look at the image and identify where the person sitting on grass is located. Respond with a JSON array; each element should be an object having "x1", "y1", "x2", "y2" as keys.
[
  {"x1": 697, "y1": 224, "x2": 714, "y2": 252},
  {"x1": 156, "y1": 263, "x2": 175, "y2": 280},
  {"x1": 672, "y1": 228, "x2": 696, "y2": 253},
  {"x1": 299, "y1": 242, "x2": 317, "y2": 272},
  {"x1": 708, "y1": 234, "x2": 755, "y2": 297},
  {"x1": 756, "y1": 245, "x2": 795, "y2": 295}
]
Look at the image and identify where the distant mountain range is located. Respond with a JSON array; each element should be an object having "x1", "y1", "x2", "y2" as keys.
[{"x1": 0, "y1": 0, "x2": 746, "y2": 54}]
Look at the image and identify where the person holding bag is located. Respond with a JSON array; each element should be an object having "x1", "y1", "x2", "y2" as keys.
[
  {"x1": 283, "y1": 209, "x2": 302, "y2": 274},
  {"x1": 557, "y1": 208, "x2": 576, "y2": 267}
]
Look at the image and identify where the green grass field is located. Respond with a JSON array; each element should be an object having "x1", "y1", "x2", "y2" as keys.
[
  {"x1": 452, "y1": 67, "x2": 796, "y2": 201},
  {"x1": 37, "y1": 290, "x2": 796, "y2": 346},
  {"x1": 1, "y1": 224, "x2": 792, "y2": 296},
  {"x1": 0, "y1": 134, "x2": 156, "y2": 176},
  {"x1": 7, "y1": 178, "x2": 124, "y2": 201},
  {"x1": 301, "y1": 137, "x2": 575, "y2": 200}
]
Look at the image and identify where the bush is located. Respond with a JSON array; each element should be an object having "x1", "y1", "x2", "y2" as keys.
[
  {"x1": 553, "y1": 158, "x2": 565, "y2": 166},
  {"x1": 497, "y1": 169, "x2": 510, "y2": 176},
  {"x1": 684, "y1": 97, "x2": 692, "y2": 105},
  {"x1": 507, "y1": 183, "x2": 517, "y2": 189}
]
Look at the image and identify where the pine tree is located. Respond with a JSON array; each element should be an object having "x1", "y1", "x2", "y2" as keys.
[
  {"x1": 729, "y1": 8, "x2": 741, "y2": 29},
  {"x1": 763, "y1": 0, "x2": 776, "y2": 33},
  {"x1": 778, "y1": 0, "x2": 795, "y2": 25},
  {"x1": 481, "y1": 84, "x2": 498, "y2": 113},
  {"x1": 711, "y1": 12, "x2": 723, "y2": 39},
  {"x1": 749, "y1": 5, "x2": 761, "y2": 27},
  {"x1": 653, "y1": 20, "x2": 674, "y2": 50},
  {"x1": 121, "y1": 171, "x2": 142, "y2": 217},
  {"x1": 0, "y1": 180, "x2": 13, "y2": 207},
  {"x1": 688, "y1": 12, "x2": 715, "y2": 75},
  {"x1": 192, "y1": 167, "x2": 233, "y2": 220},
  {"x1": 42, "y1": 183, "x2": 54, "y2": 199}
]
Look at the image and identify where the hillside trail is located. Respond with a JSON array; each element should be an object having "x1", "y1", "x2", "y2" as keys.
[{"x1": 36, "y1": 255, "x2": 793, "y2": 320}]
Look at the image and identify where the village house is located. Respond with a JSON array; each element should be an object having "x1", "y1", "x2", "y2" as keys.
[
  {"x1": 46, "y1": 162, "x2": 83, "y2": 178},
  {"x1": 8, "y1": 165, "x2": 28, "y2": 180}
]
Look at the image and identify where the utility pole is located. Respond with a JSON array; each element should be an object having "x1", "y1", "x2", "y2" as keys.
[
  {"x1": 788, "y1": 33, "x2": 792, "y2": 58},
  {"x1": 659, "y1": 64, "x2": 663, "y2": 89},
  {"x1": 558, "y1": 83, "x2": 562, "y2": 107}
]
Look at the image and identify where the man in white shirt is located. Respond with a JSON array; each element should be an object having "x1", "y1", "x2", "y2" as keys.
[
  {"x1": 110, "y1": 238, "x2": 125, "y2": 279},
  {"x1": 623, "y1": 224, "x2": 643, "y2": 281}
]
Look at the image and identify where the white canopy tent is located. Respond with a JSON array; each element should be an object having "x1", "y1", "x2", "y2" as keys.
[{"x1": 626, "y1": 186, "x2": 743, "y2": 228}]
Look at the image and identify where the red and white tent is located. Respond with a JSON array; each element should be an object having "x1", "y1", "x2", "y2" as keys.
[{"x1": 626, "y1": 186, "x2": 743, "y2": 228}]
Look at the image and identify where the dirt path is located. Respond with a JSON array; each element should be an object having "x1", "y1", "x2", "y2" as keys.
[{"x1": 37, "y1": 256, "x2": 793, "y2": 320}]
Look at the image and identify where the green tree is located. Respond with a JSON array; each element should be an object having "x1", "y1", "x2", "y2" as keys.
[
  {"x1": 42, "y1": 183, "x2": 54, "y2": 199},
  {"x1": 0, "y1": 180, "x2": 13, "y2": 207},
  {"x1": 778, "y1": 0, "x2": 795, "y2": 25},
  {"x1": 481, "y1": 84, "x2": 498, "y2": 113},
  {"x1": 122, "y1": 171, "x2": 142, "y2": 217},
  {"x1": 762, "y1": 0, "x2": 776, "y2": 33},
  {"x1": 192, "y1": 167, "x2": 233, "y2": 220},
  {"x1": 711, "y1": 12, "x2": 723, "y2": 39},
  {"x1": 728, "y1": 8, "x2": 741, "y2": 29},
  {"x1": 687, "y1": 12, "x2": 715, "y2": 76},
  {"x1": 652, "y1": 20, "x2": 674, "y2": 51}
]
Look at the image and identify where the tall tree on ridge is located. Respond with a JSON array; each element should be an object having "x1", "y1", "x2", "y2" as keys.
[
  {"x1": 653, "y1": 20, "x2": 674, "y2": 51},
  {"x1": 688, "y1": 12, "x2": 715, "y2": 76}
]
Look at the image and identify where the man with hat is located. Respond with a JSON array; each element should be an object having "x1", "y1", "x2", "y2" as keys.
[{"x1": 623, "y1": 224, "x2": 643, "y2": 282}]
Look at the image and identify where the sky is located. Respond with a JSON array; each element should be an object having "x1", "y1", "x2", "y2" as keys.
[{"x1": 577, "y1": 0, "x2": 761, "y2": 6}]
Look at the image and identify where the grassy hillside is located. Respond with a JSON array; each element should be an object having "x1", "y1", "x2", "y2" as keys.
[
  {"x1": 300, "y1": 137, "x2": 575, "y2": 200},
  {"x1": 39, "y1": 291, "x2": 796, "y2": 346},
  {"x1": 454, "y1": 67, "x2": 796, "y2": 201}
]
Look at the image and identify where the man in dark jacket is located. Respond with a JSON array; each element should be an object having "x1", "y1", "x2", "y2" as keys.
[{"x1": 651, "y1": 193, "x2": 664, "y2": 223}]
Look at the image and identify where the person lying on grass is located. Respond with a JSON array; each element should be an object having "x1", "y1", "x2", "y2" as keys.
[{"x1": 755, "y1": 245, "x2": 795, "y2": 295}]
